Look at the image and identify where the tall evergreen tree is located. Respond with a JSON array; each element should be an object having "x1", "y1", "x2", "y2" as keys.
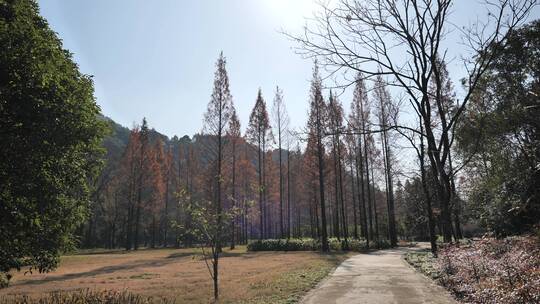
[
  {"x1": 201, "y1": 52, "x2": 233, "y2": 301},
  {"x1": 272, "y1": 86, "x2": 289, "y2": 238},
  {"x1": 306, "y1": 63, "x2": 329, "y2": 252},
  {"x1": 373, "y1": 76, "x2": 398, "y2": 247},
  {"x1": 246, "y1": 89, "x2": 272, "y2": 239},
  {"x1": 0, "y1": 0, "x2": 107, "y2": 284}
]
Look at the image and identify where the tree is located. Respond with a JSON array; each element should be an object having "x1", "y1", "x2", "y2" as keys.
[
  {"x1": 349, "y1": 74, "x2": 370, "y2": 247},
  {"x1": 306, "y1": 63, "x2": 329, "y2": 252},
  {"x1": 456, "y1": 20, "x2": 540, "y2": 236},
  {"x1": 0, "y1": 0, "x2": 107, "y2": 286},
  {"x1": 271, "y1": 86, "x2": 290, "y2": 238},
  {"x1": 133, "y1": 118, "x2": 150, "y2": 250},
  {"x1": 373, "y1": 76, "x2": 398, "y2": 247},
  {"x1": 289, "y1": 0, "x2": 536, "y2": 248},
  {"x1": 246, "y1": 89, "x2": 272, "y2": 239},
  {"x1": 161, "y1": 145, "x2": 175, "y2": 247},
  {"x1": 328, "y1": 91, "x2": 349, "y2": 249},
  {"x1": 149, "y1": 139, "x2": 166, "y2": 248},
  {"x1": 227, "y1": 107, "x2": 241, "y2": 249},
  {"x1": 201, "y1": 52, "x2": 233, "y2": 301}
]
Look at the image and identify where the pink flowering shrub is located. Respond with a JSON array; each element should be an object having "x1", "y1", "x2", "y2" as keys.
[{"x1": 437, "y1": 236, "x2": 540, "y2": 304}]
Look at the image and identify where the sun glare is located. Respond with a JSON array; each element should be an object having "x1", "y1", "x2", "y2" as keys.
[{"x1": 261, "y1": 0, "x2": 319, "y2": 27}]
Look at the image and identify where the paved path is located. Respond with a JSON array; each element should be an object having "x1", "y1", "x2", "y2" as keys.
[{"x1": 301, "y1": 247, "x2": 457, "y2": 304}]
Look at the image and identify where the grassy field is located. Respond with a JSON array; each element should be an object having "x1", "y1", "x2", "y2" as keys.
[{"x1": 0, "y1": 246, "x2": 353, "y2": 303}]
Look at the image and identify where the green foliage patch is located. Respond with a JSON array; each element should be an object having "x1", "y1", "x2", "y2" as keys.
[{"x1": 247, "y1": 238, "x2": 391, "y2": 252}]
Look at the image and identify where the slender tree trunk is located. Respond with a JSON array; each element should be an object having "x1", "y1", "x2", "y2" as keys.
[
  {"x1": 278, "y1": 125, "x2": 284, "y2": 238},
  {"x1": 230, "y1": 140, "x2": 236, "y2": 250},
  {"x1": 355, "y1": 138, "x2": 369, "y2": 247},
  {"x1": 363, "y1": 139, "x2": 374, "y2": 245},
  {"x1": 163, "y1": 168, "x2": 170, "y2": 247},
  {"x1": 151, "y1": 215, "x2": 156, "y2": 248},
  {"x1": 370, "y1": 162, "x2": 379, "y2": 247},
  {"x1": 448, "y1": 151, "x2": 463, "y2": 239},
  {"x1": 287, "y1": 149, "x2": 292, "y2": 239},
  {"x1": 258, "y1": 135, "x2": 263, "y2": 240},
  {"x1": 380, "y1": 127, "x2": 397, "y2": 246},
  {"x1": 337, "y1": 138, "x2": 349, "y2": 249},
  {"x1": 317, "y1": 127, "x2": 329, "y2": 252},
  {"x1": 332, "y1": 151, "x2": 341, "y2": 240},
  {"x1": 350, "y1": 157, "x2": 359, "y2": 239},
  {"x1": 420, "y1": 124, "x2": 438, "y2": 256}
]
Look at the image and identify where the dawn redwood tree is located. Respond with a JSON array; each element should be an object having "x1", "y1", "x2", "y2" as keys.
[
  {"x1": 288, "y1": 0, "x2": 536, "y2": 248},
  {"x1": 345, "y1": 131, "x2": 359, "y2": 239},
  {"x1": 121, "y1": 128, "x2": 140, "y2": 250},
  {"x1": 306, "y1": 63, "x2": 329, "y2": 252},
  {"x1": 271, "y1": 86, "x2": 290, "y2": 238},
  {"x1": 350, "y1": 74, "x2": 376, "y2": 246},
  {"x1": 0, "y1": 0, "x2": 107, "y2": 285},
  {"x1": 246, "y1": 89, "x2": 272, "y2": 239},
  {"x1": 149, "y1": 139, "x2": 166, "y2": 248},
  {"x1": 304, "y1": 132, "x2": 321, "y2": 239},
  {"x1": 348, "y1": 79, "x2": 369, "y2": 244},
  {"x1": 227, "y1": 107, "x2": 241, "y2": 249},
  {"x1": 285, "y1": 130, "x2": 295, "y2": 238},
  {"x1": 201, "y1": 52, "x2": 233, "y2": 301},
  {"x1": 133, "y1": 118, "x2": 150, "y2": 250},
  {"x1": 161, "y1": 145, "x2": 175, "y2": 247},
  {"x1": 176, "y1": 136, "x2": 198, "y2": 248},
  {"x1": 120, "y1": 119, "x2": 152, "y2": 251},
  {"x1": 328, "y1": 91, "x2": 349, "y2": 249},
  {"x1": 373, "y1": 76, "x2": 398, "y2": 247}
]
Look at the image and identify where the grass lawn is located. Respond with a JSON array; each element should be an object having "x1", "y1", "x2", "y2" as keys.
[{"x1": 0, "y1": 246, "x2": 353, "y2": 303}]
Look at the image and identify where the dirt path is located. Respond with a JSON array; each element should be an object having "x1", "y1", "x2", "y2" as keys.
[{"x1": 301, "y1": 246, "x2": 456, "y2": 304}]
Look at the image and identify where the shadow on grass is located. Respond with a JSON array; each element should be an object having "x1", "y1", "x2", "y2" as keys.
[{"x1": 14, "y1": 257, "x2": 183, "y2": 287}]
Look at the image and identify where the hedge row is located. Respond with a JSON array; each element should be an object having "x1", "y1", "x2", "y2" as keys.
[
  {"x1": 0, "y1": 290, "x2": 174, "y2": 304},
  {"x1": 247, "y1": 238, "x2": 391, "y2": 252}
]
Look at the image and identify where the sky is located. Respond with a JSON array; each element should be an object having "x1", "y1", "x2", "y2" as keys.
[
  {"x1": 38, "y1": 0, "x2": 318, "y2": 138},
  {"x1": 38, "y1": 0, "x2": 540, "y2": 139}
]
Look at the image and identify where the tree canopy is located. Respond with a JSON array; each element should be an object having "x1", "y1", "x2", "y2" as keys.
[{"x1": 0, "y1": 0, "x2": 107, "y2": 283}]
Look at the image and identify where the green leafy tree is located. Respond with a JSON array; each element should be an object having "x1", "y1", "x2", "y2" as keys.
[
  {"x1": 457, "y1": 21, "x2": 540, "y2": 236},
  {"x1": 0, "y1": 0, "x2": 107, "y2": 286}
]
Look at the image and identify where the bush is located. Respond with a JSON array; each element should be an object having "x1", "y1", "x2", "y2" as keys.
[
  {"x1": 0, "y1": 272, "x2": 9, "y2": 289},
  {"x1": 0, "y1": 290, "x2": 173, "y2": 304},
  {"x1": 436, "y1": 236, "x2": 540, "y2": 304},
  {"x1": 404, "y1": 251, "x2": 440, "y2": 280},
  {"x1": 247, "y1": 238, "x2": 392, "y2": 252},
  {"x1": 247, "y1": 238, "x2": 320, "y2": 251}
]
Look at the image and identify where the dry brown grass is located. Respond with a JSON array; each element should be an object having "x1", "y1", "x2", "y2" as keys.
[{"x1": 0, "y1": 246, "x2": 353, "y2": 303}]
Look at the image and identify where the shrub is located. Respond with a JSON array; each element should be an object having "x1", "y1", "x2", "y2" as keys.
[
  {"x1": 247, "y1": 238, "x2": 320, "y2": 251},
  {"x1": 436, "y1": 236, "x2": 540, "y2": 304},
  {"x1": 247, "y1": 238, "x2": 391, "y2": 252},
  {"x1": 0, "y1": 273, "x2": 9, "y2": 289},
  {"x1": 0, "y1": 290, "x2": 173, "y2": 304}
]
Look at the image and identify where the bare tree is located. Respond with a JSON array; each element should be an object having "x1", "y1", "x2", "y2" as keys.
[
  {"x1": 328, "y1": 91, "x2": 349, "y2": 249},
  {"x1": 288, "y1": 0, "x2": 537, "y2": 245},
  {"x1": 246, "y1": 89, "x2": 272, "y2": 240},
  {"x1": 227, "y1": 107, "x2": 241, "y2": 249},
  {"x1": 373, "y1": 76, "x2": 398, "y2": 247},
  {"x1": 306, "y1": 63, "x2": 330, "y2": 252},
  {"x1": 272, "y1": 86, "x2": 290, "y2": 239},
  {"x1": 201, "y1": 52, "x2": 233, "y2": 301}
]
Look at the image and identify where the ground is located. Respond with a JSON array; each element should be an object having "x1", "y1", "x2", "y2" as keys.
[
  {"x1": 0, "y1": 246, "x2": 352, "y2": 303},
  {"x1": 301, "y1": 246, "x2": 457, "y2": 304}
]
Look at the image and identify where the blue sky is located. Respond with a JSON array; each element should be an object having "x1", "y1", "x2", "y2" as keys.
[
  {"x1": 39, "y1": 0, "x2": 318, "y2": 137},
  {"x1": 38, "y1": 1, "x2": 539, "y2": 139}
]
